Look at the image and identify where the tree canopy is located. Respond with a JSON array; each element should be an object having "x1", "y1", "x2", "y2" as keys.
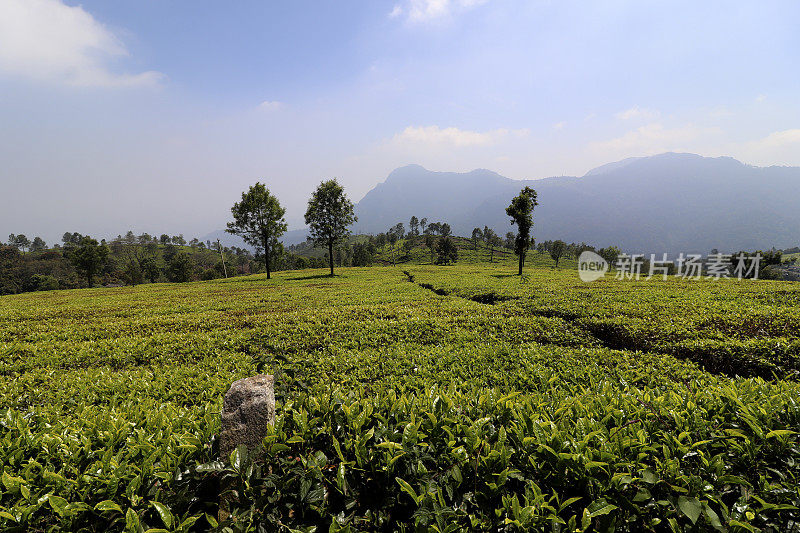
[
  {"x1": 69, "y1": 237, "x2": 109, "y2": 287},
  {"x1": 226, "y1": 182, "x2": 288, "y2": 279},
  {"x1": 305, "y1": 179, "x2": 357, "y2": 276},
  {"x1": 435, "y1": 236, "x2": 458, "y2": 265},
  {"x1": 506, "y1": 187, "x2": 538, "y2": 275}
]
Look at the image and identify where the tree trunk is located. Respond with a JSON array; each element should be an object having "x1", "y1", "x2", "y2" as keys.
[
  {"x1": 264, "y1": 239, "x2": 271, "y2": 279},
  {"x1": 518, "y1": 247, "x2": 523, "y2": 275},
  {"x1": 328, "y1": 239, "x2": 334, "y2": 276}
]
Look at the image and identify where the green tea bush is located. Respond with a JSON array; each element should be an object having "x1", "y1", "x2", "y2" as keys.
[{"x1": 1, "y1": 265, "x2": 799, "y2": 531}]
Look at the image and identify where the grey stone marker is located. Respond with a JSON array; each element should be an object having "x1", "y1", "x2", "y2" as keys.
[
  {"x1": 220, "y1": 374, "x2": 276, "y2": 458},
  {"x1": 219, "y1": 374, "x2": 275, "y2": 521}
]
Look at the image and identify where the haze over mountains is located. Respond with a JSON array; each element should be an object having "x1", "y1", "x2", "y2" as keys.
[
  {"x1": 208, "y1": 153, "x2": 800, "y2": 254},
  {"x1": 350, "y1": 153, "x2": 800, "y2": 254}
]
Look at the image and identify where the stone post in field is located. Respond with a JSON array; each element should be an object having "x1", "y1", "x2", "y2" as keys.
[
  {"x1": 219, "y1": 374, "x2": 275, "y2": 520},
  {"x1": 220, "y1": 374, "x2": 276, "y2": 458}
]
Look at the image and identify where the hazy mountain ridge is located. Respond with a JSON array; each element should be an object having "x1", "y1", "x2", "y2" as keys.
[
  {"x1": 352, "y1": 153, "x2": 800, "y2": 253},
  {"x1": 205, "y1": 153, "x2": 800, "y2": 253}
]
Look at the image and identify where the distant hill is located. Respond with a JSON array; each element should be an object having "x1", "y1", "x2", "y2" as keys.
[
  {"x1": 201, "y1": 228, "x2": 308, "y2": 250},
  {"x1": 352, "y1": 153, "x2": 800, "y2": 254}
]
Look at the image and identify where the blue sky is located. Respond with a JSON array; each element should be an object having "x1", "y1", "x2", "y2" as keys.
[{"x1": 1, "y1": 0, "x2": 799, "y2": 243}]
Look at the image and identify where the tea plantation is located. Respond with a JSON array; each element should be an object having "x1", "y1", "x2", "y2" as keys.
[{"x1": 1, "y1": 265, "x2": 799, "y2": 531}]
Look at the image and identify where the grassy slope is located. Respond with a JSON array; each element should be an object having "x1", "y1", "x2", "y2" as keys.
[{"x1": 1, "y1": 264, "x2": 799, "y2": 529}]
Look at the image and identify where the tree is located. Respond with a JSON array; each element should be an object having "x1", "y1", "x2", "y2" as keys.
[
  {"x1": 483, "y1": 228, "x2": 500, "y2": 262},
  {"x1": 409, "y1": 216, "x2": 419, "y2": 236},
  {"x1": 160, "y1": 234, "x2": 171, "y2": 245},
  {"x1": 0, "y1": 246, "x2": 24, "y2": 295},
  {"x1": 69, "y1": 237, "x2": 109, "y2": 287},
  {"x1": 256, "y1": 242, "x2": 286, "y2": 273},
  {"x1": 471, "y1": 227, "x2": 483, "y2": 249},
  {"x1": 387, "y1": 228, "x2": 399, "y2": 265},
  {"x1": 166, "y1": 253, "x2": 195, "y2": 283},
  {"x1": 440, "y1": 223, "x2": 452, "y2": 237},
  {"x1": 172, "y1": 235, "x2": 186, "y2": 246},
  {"x1": 61, "y1": 232, "x2": 83, "y2": 249},
  {"x1": 506, "y1": 187, "x2": 538, "y2": 275},
  {"x1": 597, "y1": 246, "x2": 622, "y2": 267},
  {"x1": 435, "y1": 236, "x2": 458, "y2": 265},
  {"x1": 140, "y1": 256, "x2": 161, "y2": 283},
  {"x1": 352, "y1": 242, "x2": 374, "y2": 266},
  {"x1": 226, "y1": 182, "x2": 288, "y2": 280},
  {"x1": 549, "y1": 239, "x2": 567, "y2": 267},
  {"x1": 505, "y1": 232, "x2": 515, "y2": 249},
  {"x1": 573, "y1": 242, "x2": 593, "y2": 259},
  {"x1": 392, "y1": 222, "x2": 405, "y2": 240},
  {"x1": 420, "y1": 218, "x2": 428, "y2": 235},
  {"x1": 30, "y1": 237, "x2": 47, "y2": 252},
  {"x1": 122, "y1": 260, "x2": 144, "y2": 286},
  {"x1": 402, "y1": 238, "x2": 414, "y2": 257},
  {"x1": 305, "y1": 179, "x2": 357, "y2": 276},
  {"x1": 425, "y1": 234, "x2": 436, "y2": 264},
  {"x1": 13, "y1": 234, "x2": 30, "y2": 252}
]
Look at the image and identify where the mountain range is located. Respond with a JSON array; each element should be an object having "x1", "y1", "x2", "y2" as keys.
[{"x1": 207, "y1": 153, "x2": 800, "y2": 254}]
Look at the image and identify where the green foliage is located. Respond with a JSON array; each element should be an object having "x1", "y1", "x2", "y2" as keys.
[
  {"x1": 506, "y1": 187, "x2": 538, "y2": 275},
  {"x1": 435, "y1": 236, "x2": 458, "y2": 265},
  {"x1": 1, "y1": 265, "x2": 800, "y2": 530},
  {"x1": 68, "y1": 236, "x2": 110, "y2": 287},
  {"x1": 226, "y1": 182, "x2": 288, "y2": 279},
  {"x1": 471, "y1": 227, "x2": 483, "y2": 247},
  {"x1": 29, "y1": 237, "x2": 47, "y2": 252},
  {"x1": 122, "y1": 259, "x2": 144, "y2": 286},
  {"x1": 30, "y1": 274, "x2": 59, "y2": 292},
  {"x1": 549, "y1": 239, "x2": 567, "y2": 267},
  {"x1": 166, "y1": 253, "x2": 196, "y2": 283},
  {"x1": 598, "y1": 246, "x2": 622, "y2": 266},
  {"x1": 140, "y1": 256, "x2": 161, "y2": 283},
  {"x1": 305, "y1": 179, "x2": 357, "y2": 276}
]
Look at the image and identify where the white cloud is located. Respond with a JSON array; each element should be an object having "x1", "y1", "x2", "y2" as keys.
[
  {"x1": 589, "y1": 122, "x2": 721, "y2": 156},
  {"x1": 553, "y1": 121, "x2": 566, "y2": 130},
  {"x1": 390, "y1": 0, "x2": 490, "y2": 22},
  {"x1": 738, "y1": 129, "x2": 800, "y2": 166},
  {"x1": 389, "y1": 4, "x2": 404, "y2": 18},
  {"x1": 257, "y1": 100, "x2": 283, "y2": 112},
  {"x1": 390, "y1": 125, "x2": 527, "y2": 148},
  {"x1": 615, "y1": 106, "x2": 661, "y2": 121},
  {"x1": 0, "y1": 0, "x2": 162, "y2": 87}
]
